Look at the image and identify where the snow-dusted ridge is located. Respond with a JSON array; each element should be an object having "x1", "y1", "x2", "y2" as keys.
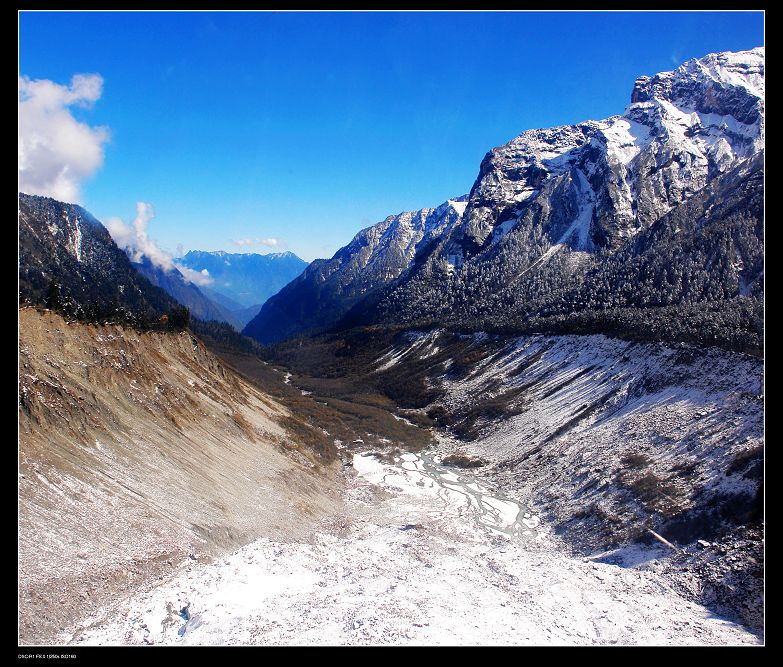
[
  {"x1": 242, "y1": 194, "x2": 469, "y2": 343},
  {"x1": 459, "y1": 47, "x2": 764, "y2": 251},
  {"x1": 363, "y1": 328, "x2": 763, "y2": 632}
]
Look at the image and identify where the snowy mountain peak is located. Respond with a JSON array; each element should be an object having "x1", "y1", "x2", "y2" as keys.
[
  {"x1": 631, "y1": 47, "x2": 764, "y2": 109},
  {"x1": 456, "y1": 47, "x2": 764, "y2": 250},
  {"x1": 244, "y1": 48, "x2": 764, "y2": 346}
]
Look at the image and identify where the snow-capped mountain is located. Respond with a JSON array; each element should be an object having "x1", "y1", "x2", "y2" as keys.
[
  {"x1": 177, "y1": 250, "x2": 308, "y2": 312},
  {"x1": 243, "y1": 197, "x2": 467, "y2": 343},
  {"x1": 452, "y1": 47, "x2": 763, "y2": 254},
  {"x1": 245, "y1": 47, "x2": 764, "y2": 349}
]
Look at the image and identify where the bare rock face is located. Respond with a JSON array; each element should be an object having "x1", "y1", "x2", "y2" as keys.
[
  {"x1": 630, "y1": 49, "x2": 764, "y2": 125},
  {"x1": 455, "y1": 47, "x2": 764, "y2": 253},
  {"x1": 243, "y1": 48, "x2": 763, "y2": 346}
]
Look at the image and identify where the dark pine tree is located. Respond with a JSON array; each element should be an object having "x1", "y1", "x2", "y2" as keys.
[
  {"x1": 45, "y1": 280, "x2": 62, "y2": 312},
  {"x1": 168, "y1": 305, "x2": 191, "y2": 331}
]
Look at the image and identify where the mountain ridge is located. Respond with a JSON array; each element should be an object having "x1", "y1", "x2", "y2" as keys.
[
  {"x1": 19, "y1": 193, "x2": 181, "y2": 326},
  {"x1": 242, "y1": 196, "x2": 468, "y2": 343},
  {"x1": 244, "y1": 47, "x2": 764, "y2": 349}
]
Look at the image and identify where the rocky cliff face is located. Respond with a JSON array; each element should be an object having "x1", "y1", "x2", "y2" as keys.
[
  {"x1": 356, "y1": 150, "x2": 763, "y2": 355},
  {"x1": 453, "y1": 47, "x2": 764, "y2": 254},
  {"x1": 243, "y1": 48, "x2": 764, "y2": 347},
  {"x1": 349, "y1": 49, "x2": 764, "y2": 352}
]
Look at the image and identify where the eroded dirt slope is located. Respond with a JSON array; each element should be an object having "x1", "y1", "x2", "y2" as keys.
[{"x1": 18, "y1": 308, "x2": 341, "y2": 644}]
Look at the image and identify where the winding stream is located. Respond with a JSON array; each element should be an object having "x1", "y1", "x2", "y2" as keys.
[{"x1": 353, "y1": 451, "x2": 542, "y2": 543}]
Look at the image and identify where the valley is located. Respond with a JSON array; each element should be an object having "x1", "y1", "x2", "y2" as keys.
[
  {"x1": 18, "y1": 43, "x2": 764, "y2": 647},
  {"x1": 66, "y1": 444, "x2": 759, "y2": 646},
  {"x1": 26, "y1": 318, "x2": 761, "y2": 645},
  {"x1": 261, "y1": 326, "x2": 765, "y2": 632}
]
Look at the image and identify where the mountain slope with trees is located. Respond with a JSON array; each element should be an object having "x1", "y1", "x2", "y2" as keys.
[{"x1": 244, "y1": 48, "x2": 764, "y2": 354}]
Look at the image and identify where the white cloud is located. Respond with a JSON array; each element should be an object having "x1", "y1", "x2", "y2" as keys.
[
  {"x1": 105, "y1": 202, "x2": 213, "y2": 287},
  {"x1": 19, "y1": 73, "x2": 110, "y2": 203},
  {"x1": 231, "y1": 238, "x2": 255, "y2": 247},
  {"x1": 176, "y1": 265, "x2": 213, "y2": 286},
  {"x1": 105, "y1": 202, "x2": 173, "y2": 270},
  {"x1": 258, "y1": 237, "x2": 287, "y2": 249}
]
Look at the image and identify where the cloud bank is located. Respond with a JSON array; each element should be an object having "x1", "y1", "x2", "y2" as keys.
[
  {"x1": 105, "y1": 202, "x2": 213, "y2": 287},
  {"x1": 19, "y1": 73, "x2": 110, "y2": 203}
]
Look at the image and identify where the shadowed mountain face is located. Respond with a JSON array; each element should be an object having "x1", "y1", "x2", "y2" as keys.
[
  {"x1": 131, "y1": 257, "x2": 245, "y2": 330},
  {"x1": 198, "y1": 288, "x2": 265, "y2": 330},
  {"x1": 242, "y1": 197, "x2": 468, "y2": 344},
  {"x1": 351, "y1": 152, "x2": 764, "y2": 355},
  {"x1": 243, "y1": 48, "x2": 763, "y2": 351},
  {"x1": 19, "y1": 193, "x2": 179, "y2": 325}
]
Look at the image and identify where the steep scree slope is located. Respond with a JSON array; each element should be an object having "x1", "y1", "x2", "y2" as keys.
[{"x1": 18, "y1": 308, "x2": 341, "y2": 644}]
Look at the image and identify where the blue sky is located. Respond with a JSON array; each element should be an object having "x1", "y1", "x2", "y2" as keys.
[{"x1": 19, "y1": 10, "x2": 764, "y2": 262}]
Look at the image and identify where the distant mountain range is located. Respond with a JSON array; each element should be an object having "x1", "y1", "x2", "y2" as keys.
[
  {"x1": 243, "y1": 48, "x2": 764, "y2": 353},
  {"x1": 133, "y1": 249, "x2": 308, "y2": 331},
  {"x1": 178, "y1": 250, "x2": 307, "y2": 306}
]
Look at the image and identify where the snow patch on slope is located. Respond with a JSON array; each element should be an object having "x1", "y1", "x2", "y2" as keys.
[
  {"x1": 69, "y1": 443, "x2": 760, "y2": 646},
  {"x1": 601, "y1": 117, "x2": 652, "y2": 166}
]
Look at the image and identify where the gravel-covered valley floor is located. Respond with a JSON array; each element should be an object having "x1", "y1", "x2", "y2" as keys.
[{"x1": 65, "y1": 442, "x2": 760, "y2": 647}]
